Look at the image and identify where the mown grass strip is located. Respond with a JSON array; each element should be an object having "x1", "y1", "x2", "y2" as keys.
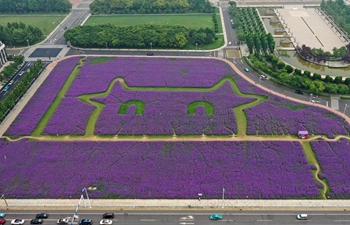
[
  {"x1": 32, "y1": 57, "x2": 86, "y2": 136},
  {"x1": 300, "y1": 141, "x2": 329, "y2": 199}
]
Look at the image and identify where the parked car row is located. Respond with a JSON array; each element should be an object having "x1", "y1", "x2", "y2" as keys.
[{"x1": 0, "y1": 212, "x2": 116, "y2": 225}]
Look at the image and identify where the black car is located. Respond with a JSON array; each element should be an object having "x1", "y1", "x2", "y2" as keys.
[
  {"x1": 36, "y1": 214, "x2": 49, "y2": 219},
  {"x1": 79, "y1": 219, "x2": 93, "y2": 225},
  {"x1": 295, "y1": 90, "x2": 304, "y2": 95},
  {"x1": 31, "y1": 219, "x2": 43, "y2": 224},
  {"x1": 146, "y1": 52, "x2": 154, "y2": 56},
  {"x1": 102, "y1": 213, "x2": 114, "y2": 219}
]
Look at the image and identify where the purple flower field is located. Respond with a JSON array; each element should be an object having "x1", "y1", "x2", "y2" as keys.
[
  {"x1": 66, "y1": 57, "x2": 233, "y2": 97},
  {"x1": 0, "y1": 140, "x2": 319, "y2": 199},
  {"x1": 94, "y1": 81, "x2": 254, "y2": 135},
  {"x1": 43, "y1": 98, "x2": 95, "y2": 135},
  {"x1": 5, "y1": 58, "x2": 80, "y2": 137},
  {"x1": 244, "y1": 96, "x2": 350, "y2": 138},
  {"x1": 311, "y1": 139, "x2": 350, "y2": 198}
]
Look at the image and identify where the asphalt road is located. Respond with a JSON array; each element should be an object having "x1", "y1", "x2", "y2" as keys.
[
  {"x1": 44, "y1": 9, "x2": 90, "y2": 45},
  {"x1": 3, "y1": 210, "x2": 350, "y2": 225},
  {"x1": 222, "y1": 7, "x2": 238, "y2": 46},
  {"x1": 0, "y1": 61, "x2": 49, "y2": 100}
]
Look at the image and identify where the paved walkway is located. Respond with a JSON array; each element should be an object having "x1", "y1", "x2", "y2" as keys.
[
  {"x1": 2, "y1": 199, "x2": 350, "y2": 210},
  {"x1": 276, "y1": 6, "x2": 346, "y2": 52}
]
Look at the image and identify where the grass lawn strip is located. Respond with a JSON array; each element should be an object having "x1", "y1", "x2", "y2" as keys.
[
  {"x1": 300, "y1": 141, "x2": 329, "y2": 199},
  {"x1": 32, "y1": 57, "x2": 87, "y2": 136},
  {"x1": 0, "y1": 14, "x2": 67, "y2": 35},
  {"x1": 86, "y1": 14, "x2": 219, "y2": 30}
]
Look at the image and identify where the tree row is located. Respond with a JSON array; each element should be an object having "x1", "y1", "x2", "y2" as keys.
[
  {"x1": 0, "y1": 0, "x2": 71, "y2": 13},
  {"x1": 0, "y1": 22, "x2": 44, "y2": 47},
  {"x1": 90, "y1": 0, "x2": 213, "y2": 14},
  {"x1": 64, "y1": 24, "x2": 216, "y2": 49},
  {"x1": 0, "y1": 60, "x2": 45, "y2": 122}
]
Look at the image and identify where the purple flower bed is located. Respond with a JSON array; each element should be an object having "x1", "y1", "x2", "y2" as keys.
[
  {"x1": 66, "y1": 57, "x2": 233, "y2": 97},
  {"x1": 5, "y1": 58, "x2": 80, "y2": 137},
  {"x1": 43, "y1": 98, "x2": 95, "y2": 135},
  {"x1": 244, "y1": 96, "x2": 350, "y2": 137},
  {"x1": 0, "y1": 140, "x2": 319, "y2": 199},
  {"x1": 311, "y1": 139, "x2": 350, "y2": 198},
  {"x1": 94, "y1": 81, "x2": 255, "y2": 135}
]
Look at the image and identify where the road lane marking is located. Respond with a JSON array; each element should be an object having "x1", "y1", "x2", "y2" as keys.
[
  {"x1": 140, "y1": 219, "x2": 156, "y2": 222},
  {"x1": 257, "y1": 220, "x2": 272, "y2": 222},
  {"x1": 179, "y1": 223, "x2": 194, "y2": 225}
]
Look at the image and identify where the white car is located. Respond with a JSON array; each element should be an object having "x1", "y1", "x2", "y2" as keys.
[
  {"x1": 57, "y1": 218, "x2": 69, "y2": 224},
  {"x1": 260, "y1": 75, "x2": 267, "y2": 80},
  {"x1": 100, "y1": 219, "x2": 112, "y2": 225},
  {"x1": 11, "y1": 219, "x2": 25, "y2": 225},
  {"x1": 296, "y1": 214, "x2": 308, "y2": 220}
]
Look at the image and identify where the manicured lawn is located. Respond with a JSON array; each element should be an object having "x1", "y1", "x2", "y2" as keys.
[
  {"x1": 85, "y1": 14, "x2": 216, "y2": 30},
  {"x1": 0, "y1": 14, "x2": 67, "y2": 35}
]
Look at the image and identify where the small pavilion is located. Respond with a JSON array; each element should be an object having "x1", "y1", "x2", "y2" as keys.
[{"x1": 297, "y1": 131, "x2": 308, "y2": 139}]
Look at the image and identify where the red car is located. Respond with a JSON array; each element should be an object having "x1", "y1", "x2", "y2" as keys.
[{"x1": 0, "y1": 218, "x2": 6, "y2": 225}]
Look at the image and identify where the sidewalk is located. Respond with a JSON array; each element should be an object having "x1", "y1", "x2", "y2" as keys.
[{"x1": 1, "y1": 199, "x2": 350, "y2": 211}]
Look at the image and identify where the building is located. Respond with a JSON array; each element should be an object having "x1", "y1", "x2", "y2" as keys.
[
  {"x1": 297, "y1": 131, "x2": 309, "y2": 139},
  {"x1": 0, "y1": 41, "x2": 8, "y2": 68}
]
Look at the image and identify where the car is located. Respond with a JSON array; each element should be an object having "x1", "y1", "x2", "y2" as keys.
[
  {"x1": 2, "y1": 86, "x2": 9, "y2": 92},
  {"x1": 228, "y1": 42, "x2": 232, "y2": 45},
  {"x1": 0, "y1": 218, "x2": 6, "y2": 225},
  {"x1": 295, "y1": 89, "x2": 304, "y2": 95},
  {"x1": 57, "y1": 219, "x2": 69, "y2": 224},
  {"x1": 244, "y1": 68, "x2": 249, "y2": 72},
  {"x1": 0, "y1": 213, "x2": 5, "y2": 218},
  {"x1": 8, "y1": 80, "x2": 13, "y2": 85},
  {"x1": 79, "y1": 219, "x2": 93, "y2": 225},
  {"x1": 99, "y1": 220, "x2": 112, "y2": 225},
  {"x1": 296, "y1": 214, "x2": 308, "y2": 220},
  {"x1": 64, "y1": 26, "x2": 68, "y2": 30},
  {"x1": 102, "y1": 213, "x2": 114, "y2": 219},
  {"x1": 11, "y1": 219, "x2": 25, "y2": 225},
  {"x1": 19, "y1": 71, "x2": 24, "y2": 76},
  {"x1": 30, "y1": 219, "x2": 43, "y2": 224},
  {"x1": 259, "y1": 74, "x2": 267, "y2": 80},
  {"x1": 36, "y1": 214, "x2": 49, "y2": 219},
  {"x1": 209, "y1": 214, "x2": 222, "y2": 220},
  {"x1": 146, "y1": 52, "x2": 154, "y2": 56}
]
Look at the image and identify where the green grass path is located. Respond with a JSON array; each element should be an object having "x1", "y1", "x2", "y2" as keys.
[
  {"x1": 301, "y1": 141, "x2": 329, "y2": 199},
  {"x1": 32, "y1": 57, "x2": 86, "y2": 136}
]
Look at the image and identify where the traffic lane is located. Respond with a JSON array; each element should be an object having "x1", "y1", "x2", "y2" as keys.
[
  {"x1": 222, "y1": 7, "x2": 236, "y2": 44},
  {"x1": 4, "y1": 212, "x2": 350, "y2": 225},
  {"x1": 45, "y1": 10, "x2": 90, "y2": 45},
  {"x1": 55, "y1": 11, "x2": 90, "y2": 44}
]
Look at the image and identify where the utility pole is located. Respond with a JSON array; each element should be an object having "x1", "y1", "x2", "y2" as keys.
[
  {"x1": 0, "y1": 194, "x2": 8, "y2": 207},
  {"x1": 222, "y1": 188, "x2": 225, "y2": 208}
]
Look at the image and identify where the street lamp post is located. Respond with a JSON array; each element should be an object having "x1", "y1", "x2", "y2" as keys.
[
  {"x1": 222, "y1": 188, "x2": 225, "y2": 208},
  {"x1": 344, "y1": 104, "x2": 349, "y2": 114},
  {"x1": 26, "y1": 39, "x2": 29, "y2": 47},
  {"x1": 150, "y1": 42, "x2": 152, "y2": 50}
]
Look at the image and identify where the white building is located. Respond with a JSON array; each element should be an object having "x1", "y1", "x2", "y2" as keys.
[{"x1": 0, "y1": 41, "x2": 8, "y2": 68}]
